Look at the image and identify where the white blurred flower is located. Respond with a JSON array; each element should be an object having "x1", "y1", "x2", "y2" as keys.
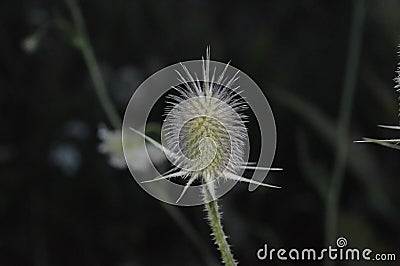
[{"x1": 98, "y1": 125, "x2": 165, "y2": 170}]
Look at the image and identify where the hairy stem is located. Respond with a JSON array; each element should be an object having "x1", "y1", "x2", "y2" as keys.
[
  {"x1": 324, "y1": 0, "x2": 365, "y2": 264},
  {"x1": 203, "y1": 186, "x2": 236, "y2": 266},
  {"x1": 66, "y1": 0, "x2": 121, "y2": 129}
]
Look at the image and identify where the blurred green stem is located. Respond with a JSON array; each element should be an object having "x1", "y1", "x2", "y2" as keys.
[
  {"x1": 203, "y1": 186, "x2": 236, "y2": 266},
  {"x1": 66, "y1": 0, "x2": 121, "y2": 129},
  {"x1": 324, "y1": 0, "x2": 365, "y2": 262}
]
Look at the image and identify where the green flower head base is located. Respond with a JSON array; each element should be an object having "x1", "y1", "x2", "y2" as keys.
[{"x1": 130, "y1": 47, "x2": 281, "y2": 202}]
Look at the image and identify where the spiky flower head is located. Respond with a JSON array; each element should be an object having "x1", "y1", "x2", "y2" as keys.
[
  {"x1": 131, "y1": 47, "x2": 281, "y2": 202},
  {"x1": 162, "y1": 48, "x2": 247, "y2": 185}
]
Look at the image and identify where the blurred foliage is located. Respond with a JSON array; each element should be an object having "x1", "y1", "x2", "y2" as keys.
[{"x1": 0, "y1": 0, "x2": 399, "y2": 265}]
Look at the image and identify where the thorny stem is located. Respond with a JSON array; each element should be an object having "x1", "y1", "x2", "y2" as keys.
[
  {"x1": 66, "y1": 0, "x2": 121, "y2": 129},
  {"x1": 324, "y1": 0, "x2": 365, "y2": 264},
  {"x1": 203, "y1": 185, "x2": 236, "y2": 266}
]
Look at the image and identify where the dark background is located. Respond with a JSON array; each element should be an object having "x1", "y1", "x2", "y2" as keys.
[{"x1": 1, "y1": 0, "x2": 399, "y2": 265}]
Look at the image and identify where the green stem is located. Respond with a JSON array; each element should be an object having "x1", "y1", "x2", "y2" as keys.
[
  {"x1": 203, "y1": 186, "x2": 236, "y2": 266},
  {"x1": 324, "y1": 0, "x2": 365, "y2": 263},
  {"x1": 66, "y1": 0, "x2": 121, "y2": 129}
]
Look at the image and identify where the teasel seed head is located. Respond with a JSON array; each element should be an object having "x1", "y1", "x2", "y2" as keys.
[
  {"x1": 131, "y1": 47, "x2": 281, "y2": 202},
  {"x1": 162, "y1": 56, "x2": 247, "y2": 184}
]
